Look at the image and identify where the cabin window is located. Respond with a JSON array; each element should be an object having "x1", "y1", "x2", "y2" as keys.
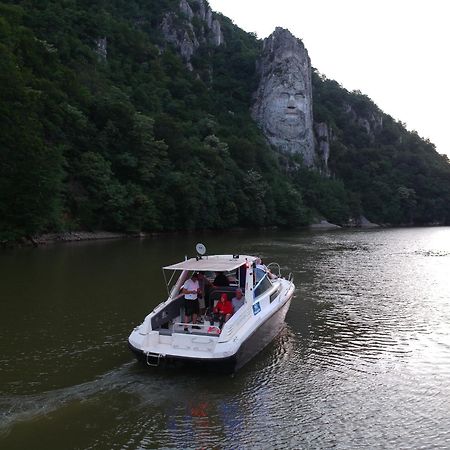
[
  {"x1": 270, "y1": 287, "x2": 281, "y2": 303},
  {"x1": 254, "y1": 275, "x2": 272, "y2": 298}
]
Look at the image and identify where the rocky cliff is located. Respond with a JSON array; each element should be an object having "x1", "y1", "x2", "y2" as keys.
[
  {"x1": 161, "y1": 0, "x2": 224, "y2": 69},
  {"x1": 343, "y1": 102, "x2": 383, "y2": 142},
  {"x1": 251, "y1": 28, "x2": 319, "y2": 168},
  {"x1": 314, "y1": 122, "x2": 332, "y2": 170}
]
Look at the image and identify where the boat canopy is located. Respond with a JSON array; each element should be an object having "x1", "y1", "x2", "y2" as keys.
[{"x1": 163, "y1": 255, "x2": 254, "y2": 272}]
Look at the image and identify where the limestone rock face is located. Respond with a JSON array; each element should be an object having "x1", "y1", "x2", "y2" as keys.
[
  {"x1": 314, "y1": 122, "x2": 332, "y2": 172},
  {"x1": 179, "y1": 0, "x2": 194, "y2": 20},
  {"x1": 161, "y1": 0, "x2": 224, "y2": 69},
  {"x1": 344, "y1": 103, "x2": 383, "y2": 142},
  {"x1": 210, "y1": 18, "x2": 224, "y2": 46},
  {"x1": 95, "y1": 37, "x2": 107, "y2": 61},
  {"x1": 161, "y1": 13, "x2": 199, "y2": 68},
  {"x1": 252, "y1": 28, "x2": 316, "y2": 167}
]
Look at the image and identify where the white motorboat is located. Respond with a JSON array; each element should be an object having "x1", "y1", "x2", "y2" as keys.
[{"x1": 128, "y1": 245, "x2": 295, "y2": 372}]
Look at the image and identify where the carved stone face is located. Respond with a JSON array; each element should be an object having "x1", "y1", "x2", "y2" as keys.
[
  {"x1": 261, "y1": 58, "x2": 310, "y2": 139},
  {"x1": 264, "y1": 79, "x2": 308, "y2": 139},
  {"x1": 252, "y1": 28, "x2": 317, "y2": 166}
]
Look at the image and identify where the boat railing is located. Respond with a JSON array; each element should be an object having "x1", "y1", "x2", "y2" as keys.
[
  {"x1": 267, "y1": 262, "x2": 281, "y2": 277},
  {"x1": 287, "y1": 272, "x2": 294, "y2": 290},
  {"x1": 152, "y1": 302, "x2": 166, "y2": 313}
]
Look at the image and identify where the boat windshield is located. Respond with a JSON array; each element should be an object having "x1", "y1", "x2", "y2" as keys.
[
  {"x1": 255, "y1": 267, "x2": 266, "y2": 283},
  {"x1": 254, "y1": 274, "x2": 273, "y2": 298}
]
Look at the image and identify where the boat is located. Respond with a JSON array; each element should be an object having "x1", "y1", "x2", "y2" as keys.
[{"x1": 128, "y1": 244, "x2": 295, "y2": 373}]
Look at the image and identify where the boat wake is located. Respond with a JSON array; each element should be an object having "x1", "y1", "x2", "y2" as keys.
[{"x1": 0, "y1": 362, "x2": 138, "y2": 435}]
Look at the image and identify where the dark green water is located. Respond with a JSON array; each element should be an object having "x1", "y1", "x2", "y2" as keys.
[{"x1": 1, "y1": 228, "x2": 450, "y2": 449}]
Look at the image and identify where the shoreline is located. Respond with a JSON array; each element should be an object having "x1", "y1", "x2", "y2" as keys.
[
  {"x1": 31, "y1": 231, "x2": 134, "y2": 245},
  {"x1": 2, "y1": 222, "x2": 448, "y2": 249}
]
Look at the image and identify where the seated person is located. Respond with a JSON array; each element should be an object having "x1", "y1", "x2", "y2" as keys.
[
  {"x1": 212, "y1": 293, "x2": 233, "y2": 328},
  {"x1": 231, "y1": 288, "x2": 244, "y2": 313},
  {"x1": 213, "y1": 271, "x2": 230, "y2": 287}
]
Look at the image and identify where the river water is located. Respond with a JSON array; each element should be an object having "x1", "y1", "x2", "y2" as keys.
[{"x1": 1, "y1": 227, "x2": 450, "y2": 449}]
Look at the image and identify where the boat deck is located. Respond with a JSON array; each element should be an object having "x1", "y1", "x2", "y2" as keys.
[
  {"x1": 158, "y1": 315, "x2": 222, "y2": 336},
  {"x1": 140, "y1": 316, "x2": 224, "y2": 359}
]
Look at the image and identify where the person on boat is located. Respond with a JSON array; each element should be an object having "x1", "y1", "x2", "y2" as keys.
[
  {"x1": 197, "y1": 272, "x2": 212, "y2": 315},
  {"x1": 256, "y1": 258, "x2": 276, "y2": 280},
  {"x1": 231, "y1": 288, "x2": 244, "y2": 313},
  {"x1": 182, "y1": 272, "x2": 200, "y2": 331},
  {"x1": 213, "y1": 293, "x2": 233, "y2": 328},
  {"x1": 213, "y1": 271, "x2": 230, "y2": 287}
]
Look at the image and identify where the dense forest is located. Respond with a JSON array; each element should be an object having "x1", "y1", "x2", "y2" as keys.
[{"x1": 1, "y1": 0, "x2": 449, "y2": 242}]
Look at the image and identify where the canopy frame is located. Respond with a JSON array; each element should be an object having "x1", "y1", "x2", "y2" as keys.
[
  {"x1": 161, "y1": 255, "x2": 255, "y2": 297},
  {"x1": 163, "y1": 255, "x2": 253, "y2": 273}
]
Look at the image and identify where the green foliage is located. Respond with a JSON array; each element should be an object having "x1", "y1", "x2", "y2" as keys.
[
  {"x1": 313, "y1": 70, "x2": 450, "y2": 225},
  {"x1": 0, "y1": 6, "x2": 63, "y2": 240},
  {"x1": 292, "y1": 166, "x2": 359, "y2": 225}
]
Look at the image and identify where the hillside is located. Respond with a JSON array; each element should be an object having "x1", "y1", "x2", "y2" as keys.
[{"x1": 1, "y1": 0, "x2": 449, "y2": 242}]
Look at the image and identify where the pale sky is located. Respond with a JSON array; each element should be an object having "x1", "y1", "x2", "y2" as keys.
[{"x1": 208, "y1": 0, "x2": 450, "y2": 157}]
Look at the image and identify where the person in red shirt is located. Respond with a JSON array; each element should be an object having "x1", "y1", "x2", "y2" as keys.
[{"x1": 213, "y1": 293, "x2": 233, "y2": 328}]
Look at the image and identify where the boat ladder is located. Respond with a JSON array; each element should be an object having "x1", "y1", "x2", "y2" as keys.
[{"x1": 146, "y1": 351, "x2": 163, "y2": 367}]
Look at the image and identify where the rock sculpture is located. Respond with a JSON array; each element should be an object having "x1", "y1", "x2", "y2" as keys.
[{"x1": 252, "y1": 28, "x2": 317, "y2": 167}]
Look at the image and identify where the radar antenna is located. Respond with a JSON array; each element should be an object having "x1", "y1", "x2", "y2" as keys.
[{"x1": 195, "y1": 243, "x2": 206, "y2": 258}]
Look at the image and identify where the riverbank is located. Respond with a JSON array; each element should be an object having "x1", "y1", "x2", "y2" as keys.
[
  {"x1": 0, "y1": 231, "x2": 140, "y2": 248},
  {"x1": 33, "y1": 231, "x2": 134, "y2": 245},
  {"x1": 309, "y1": 215, "x2": 380, "y2": 230},
  {"x1": 3, "y1": 220, "x2": 446, "y2": 249}
]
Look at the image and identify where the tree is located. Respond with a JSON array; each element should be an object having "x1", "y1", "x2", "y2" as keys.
[{"x1": 0, "y1": 22, "x2": 63, "y2": 240}]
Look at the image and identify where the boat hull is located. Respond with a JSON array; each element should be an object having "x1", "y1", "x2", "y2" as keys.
[
  {"x1": 128, "y1": 341, "x2": 237, "y2": 373},
  {"x1": 128, "y1": 293, "x2": 293, "y2": 373},
  {"x1": 235, "y1": 293, "x2": 292, "y2": 371}
]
